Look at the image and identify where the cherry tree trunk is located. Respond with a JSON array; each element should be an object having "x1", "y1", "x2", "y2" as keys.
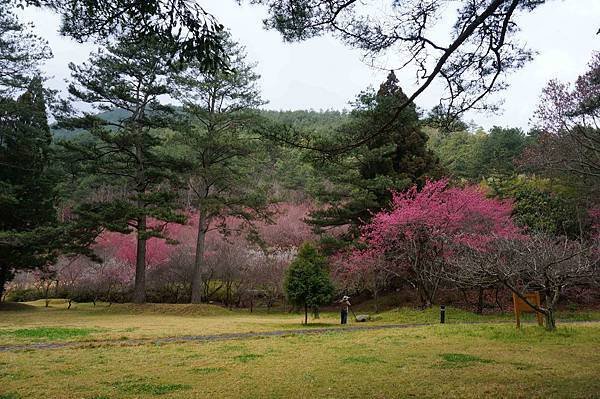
[
  {"x1": 477, "y1": 288, "x2": 484, "y2": 314},
  {"x1": 44, "y1": 283, "x2": 51, "y2": 307},
  {"x1": 543, "y1": 289, "x2": 560, "y2": 331},
  {"x1": 417, "y1": 284, "x2": 433, "y2": 309},
  {"x1": 545, "y1": 309, "x2": 556, "y2": 331}
]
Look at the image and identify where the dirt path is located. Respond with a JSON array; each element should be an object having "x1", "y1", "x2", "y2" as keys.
[{"x1": 0, "y1": 320, "x2": 597, "y2": 352}]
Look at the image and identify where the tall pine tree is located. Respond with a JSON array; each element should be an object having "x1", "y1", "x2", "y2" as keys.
[
  {"x1": 171, "y1": 33, "x2": 271, "y2": 303},
  {"x1": 0, "y1": 10, "x2": 98, "y2": 299},
  {"x1": 60, "y1": 35, "x2": 186, "y2": 303}
]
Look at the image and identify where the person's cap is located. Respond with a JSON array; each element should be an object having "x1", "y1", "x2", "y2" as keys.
[{"x1": 342, "y1": 296, "x2": 350, "y2": 300}]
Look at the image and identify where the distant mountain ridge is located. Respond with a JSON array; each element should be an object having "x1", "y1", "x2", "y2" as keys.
[
  {"x1": 51, "y1": 108, "x2": 132, "y2": 140},
  {"x1": 52, "y1": 108, "x2": 348, "y2": 140}
]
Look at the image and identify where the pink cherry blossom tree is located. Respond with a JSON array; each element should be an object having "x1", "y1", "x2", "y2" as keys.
[
  {"x1": 256, "y1": 203, "x2": 315, "y2": 250},
  {"x1": 60, "y1": 203, "x2": 315, "y2": 305},
  {"x1": 344, "y1": 179, "x2": 521, "y2": 307}
]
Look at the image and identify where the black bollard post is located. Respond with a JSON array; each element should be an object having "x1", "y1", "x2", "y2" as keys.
[{"x1": 440, "y1": 305, "x2": 446, "y2": 324}]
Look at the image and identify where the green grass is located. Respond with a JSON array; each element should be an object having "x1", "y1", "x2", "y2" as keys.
[
  {"x1": 233, "y1": 354, "x2": 262, "y2": 363},
  {"x1": 0, "y1": 327, "x2": 98, "y2": 341},
  {"x1": 0, "y1": 323, "x2": 598, "y2": 398},
  {"x1": 1, "y1": 300, "x2": 599, "y2": 346},
  {"x1": 440, "y1": 353, "x2": 491, "y2": 363},
  {"x1": 434, "y1": 353, "x2": 495, "y2": 368},
  {"x1": 0, "y1": 302, "x2": 340, "y2": 345},
  {"x1": 1, "y1": 301, "x2": 599, "y2": 398}
]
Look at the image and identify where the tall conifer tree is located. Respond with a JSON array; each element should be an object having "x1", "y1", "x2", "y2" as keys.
[
  {"x1": 309, "y1": 71, "x2": 440, "y2": 246},
  {"x1": 60, "y1": 35, "x2": 185, "y2": 303},
  {"x1": 171, "y1": 34, "x2": 271, "y2": 303},
  {"x1": 0, "y1": 78, "x2": 57, "y2": 297}
]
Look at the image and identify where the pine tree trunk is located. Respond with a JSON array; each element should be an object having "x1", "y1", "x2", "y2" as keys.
[
  {"x1": 132, "y1": 132, "x2": 147, "y2": 305},
  {"x1": 133, "y1": 216, "x2": 147, "y2": 304},
  {"x1": 191, "y1": 212, "x2": 207, "y2": 304},
  {"x1": 304, "y1": 303, "x2": 308, "y2": 325}
]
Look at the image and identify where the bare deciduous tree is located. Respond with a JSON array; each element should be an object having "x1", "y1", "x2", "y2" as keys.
[
  {"x1": 523, "y1": 53, "x2": 600, "y2": 194},
  {"x1": 445, "y1": 236, "x2": 599, "y2": 330}
]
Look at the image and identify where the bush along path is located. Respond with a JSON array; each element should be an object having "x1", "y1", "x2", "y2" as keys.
[{"x1": 1, "y1": 319, "x2": 598, "y2": 352}]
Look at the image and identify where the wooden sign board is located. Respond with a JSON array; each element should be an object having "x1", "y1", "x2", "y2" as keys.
[{"x1": 512, "y1": 292, "x2": 544, "y2": 328}]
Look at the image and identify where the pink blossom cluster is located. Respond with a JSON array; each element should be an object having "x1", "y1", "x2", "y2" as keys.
[
  {"x1": 92, "y1": 202, "x2": 316, "y2": 270},
  {"x1": 342, "y1": 179, "x2": 521, "y2": 274}
]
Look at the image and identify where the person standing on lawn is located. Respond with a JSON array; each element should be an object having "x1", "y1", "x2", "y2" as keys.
[{"x1": 339, "y1": 296, "x2": 351, "y2": 324}]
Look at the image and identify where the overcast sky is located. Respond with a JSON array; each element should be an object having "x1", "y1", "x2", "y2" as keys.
[{"x1": 20, "y1": 0, "x2": 600, "y2": 131}]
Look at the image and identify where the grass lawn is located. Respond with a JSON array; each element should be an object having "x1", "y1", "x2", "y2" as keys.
[
  {"x1": 2, "y1": 300, "x2": 599, "y2": 346},
  {"x1": 1, "y1": 302, "x2": 599, "y2": 398}
]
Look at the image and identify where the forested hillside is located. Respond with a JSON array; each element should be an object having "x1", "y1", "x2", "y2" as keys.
[
  {"x1": 16, "y1": 76, "x2": 596, "y2": 311},
  {"x1": 2, "y1": 1, "x2": 598, "y2": 319}
]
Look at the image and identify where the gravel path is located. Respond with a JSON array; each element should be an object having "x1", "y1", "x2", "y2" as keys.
[{"x1": 0, "y1": 320, "x2": 597, "y2": 352}]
